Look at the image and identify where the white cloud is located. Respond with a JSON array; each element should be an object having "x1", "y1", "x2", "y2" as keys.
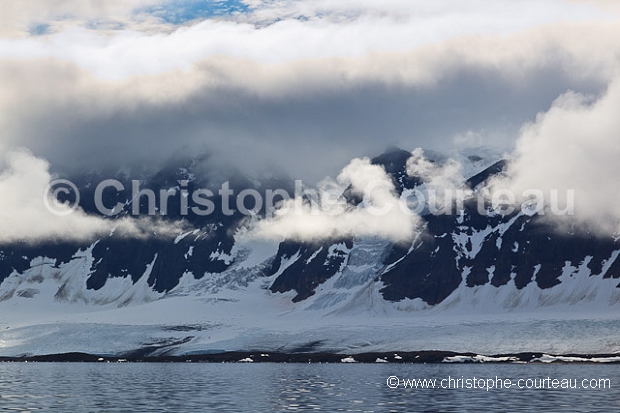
[
  {"x1": 568, "y1": 0, "x2": 620, "y2": 14},
  {"x1": 1, "y1": 21, "x2": 618, "y2": 182},
  {"x1": 407, "y1": 148, "x2": 463, "y2": 187},
  {"x1": 489, "y1": 77, "x2": 620, "y2": 232},
  {"x1": 406, "y1": 148, "x2": 465, "y2": 211},
  {"x1": 0, "y1": 149, "x2": 184, "y2": 243},
  {"x1": 0, "y1": 0, "x2": 161, "y2": 37},
  {"x1": 0, "y1": 0, "x2": 612, "y2": 80},
  {"x1": 240, "y1": 157, "x2": 420, "y2": 242},
  {"x1": 1, "y1": 0, "x2": 620, "y2": 242}
]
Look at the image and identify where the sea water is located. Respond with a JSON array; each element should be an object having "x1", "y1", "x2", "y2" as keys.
[{"x1": 0, "y1": 362, "x2": 617, "y2": 412}]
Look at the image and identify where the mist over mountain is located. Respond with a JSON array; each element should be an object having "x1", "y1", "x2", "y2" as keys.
[
  {"x1": 1, "y1": 0, "x2": 620, "y2": 357},
  {"x1": 0, "y1": 145, "x2": 618, "y2": 356}
]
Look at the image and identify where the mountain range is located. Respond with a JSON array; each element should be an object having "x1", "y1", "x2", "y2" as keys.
[{"x1": 1, "y1": 147, "x2": 619, "y2": 357}]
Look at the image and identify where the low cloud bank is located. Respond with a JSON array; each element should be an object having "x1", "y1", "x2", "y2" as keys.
[
  {"x1": 0, "y1": 149, "x2": 185, "y2": 243},
  {"x1": 490, "y1": 78, "x2": 620, "y2": 233},
  {"x1": 239, "y1": 157, "x2": 421, "y2": 243}
]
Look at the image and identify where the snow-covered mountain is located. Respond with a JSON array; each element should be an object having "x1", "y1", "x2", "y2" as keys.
[{"x1": 1, "y1": 148, "x2": 620, "y2": 357}]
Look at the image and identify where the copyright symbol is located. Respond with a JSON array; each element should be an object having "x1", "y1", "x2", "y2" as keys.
[
  {"x1": 387, "y1": 376, "x2": 400, "y2": 389},
  {"x1": 43, "y1": 179, "x2": 80, "y2": 216}
]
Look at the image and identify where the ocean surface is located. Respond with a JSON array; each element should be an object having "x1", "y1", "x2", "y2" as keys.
[{"x1": 0, "y1": 362, "x2": 617, "y2": 412}]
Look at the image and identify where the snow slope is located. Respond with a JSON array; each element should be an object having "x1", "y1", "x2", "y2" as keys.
[
  {"x1": 1, "y1": 235, "x2": 620, "y2": 357},
  {"x1": 1, "y1": 147, "x2": 620, "y2": 356}
]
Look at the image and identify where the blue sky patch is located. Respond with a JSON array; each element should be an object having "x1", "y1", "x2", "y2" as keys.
[
  {"x1": 28, "y1": 23, "x2": 51, "y2": 36},
  {"x1": 141, "y1": 0, "x2": 251, "y2": 24}
]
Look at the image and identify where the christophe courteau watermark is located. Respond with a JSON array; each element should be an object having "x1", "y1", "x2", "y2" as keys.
[{"x1": 43, "y1": 178, "x2": 575, "y2": 218}]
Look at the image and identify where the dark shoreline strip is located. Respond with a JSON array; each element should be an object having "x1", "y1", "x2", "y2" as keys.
[{"x1": 2, "y1": 351, "x2": 620, "y2": 364}]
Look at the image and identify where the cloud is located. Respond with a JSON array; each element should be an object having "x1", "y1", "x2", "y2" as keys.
[
  {"x1": 0, "y1": 0, "x2": 162, "y2": 37},
  {"x1": 0, "y1": 21, "x2": 616, "y2": 183},
  {"x1": 1, "y1": 0, "x2": 606, "y2": 39},
  {"x1": 0, "y1": 1, "x2": 611, "y2": 80},
  {"x1": 489, "y1": 76, "x2": 620, "y2": 233},
  {"x1": 0, "y1": 149, "x2": 184, "y2": 243},
  {"x1": 0, "y1": 0, "x2": 619, "y2": 247},
  {"x1": 406, "y1": 148, "x2": 465, "y2": 211},
  {"x1": 569, "y1": 0, "x2": 620, "y2": 14},
  {"x1": 240, "y1": 157, "x2": 420, "y2": 242}
]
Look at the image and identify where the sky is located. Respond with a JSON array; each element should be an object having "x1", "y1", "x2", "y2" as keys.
[{"x1": 1, "y1": 0, "x2": 620, "y2": 241}]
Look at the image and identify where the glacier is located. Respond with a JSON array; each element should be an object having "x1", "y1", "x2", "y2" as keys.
[{"x1": 1, "y1": 147, "x2": 620, "y2": 357}]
